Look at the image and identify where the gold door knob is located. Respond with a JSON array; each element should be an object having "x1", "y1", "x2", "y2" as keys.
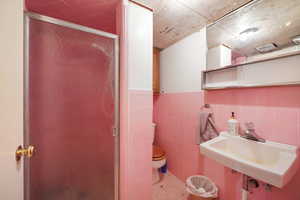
[{"x1": 16, "y1": 145, "x2": 35, "y2": 161}]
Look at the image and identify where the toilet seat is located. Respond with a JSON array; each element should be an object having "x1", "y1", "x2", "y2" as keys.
[{"x1": 152, "y1": 145, "x2": 165, "y2": 161}]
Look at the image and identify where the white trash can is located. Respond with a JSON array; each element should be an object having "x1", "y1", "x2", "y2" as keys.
[{"x1": 186, "y1": 175, "x2": 218, "y2": 200}]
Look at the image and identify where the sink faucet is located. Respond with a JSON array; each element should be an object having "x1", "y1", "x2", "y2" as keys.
[{"x1": 240, "y1": 122, "x2": 266, "y2": 143}]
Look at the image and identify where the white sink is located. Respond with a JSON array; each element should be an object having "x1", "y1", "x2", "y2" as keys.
[{"x1": 200, "y1": 132, "x2": 299, "y2": 188}]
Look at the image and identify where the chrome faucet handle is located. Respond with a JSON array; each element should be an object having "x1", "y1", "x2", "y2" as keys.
[
  {"x1": 245, "y1": 122, "x2": 255, "y2": 131},
  {"x1": 242, "y1": 122, "x2": 266, "y2": 143}
]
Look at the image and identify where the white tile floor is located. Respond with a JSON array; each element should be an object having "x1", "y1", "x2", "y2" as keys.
[{"x1": 152, "y1": 172, "x2": 190, "y2": 200}]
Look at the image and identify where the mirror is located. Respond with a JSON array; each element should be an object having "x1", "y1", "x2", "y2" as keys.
[{"x1": 206, "y1": 0, "x2": 300, "y2": 70}]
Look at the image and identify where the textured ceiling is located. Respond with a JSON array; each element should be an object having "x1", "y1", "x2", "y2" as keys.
[
  {"x1": 136, "y1": 0, "x2": 253, "y2": 49},
  {"x1": 207, "y1": 0, "x2": 300, "y2": 56},
  {"x1": 25, "y1": 0, "x2": 119, "y2": 34},
  {"x1": 26, "y1": 0, "x2": 299, "y2": 53}
]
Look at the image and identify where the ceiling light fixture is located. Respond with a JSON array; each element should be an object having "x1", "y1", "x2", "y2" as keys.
[
  {"x1": 240, "y1": 27, "x2": 259, "y2": 35},
  {"x1": 239, "y1": 27, "x2": 259, "y2": 41}
]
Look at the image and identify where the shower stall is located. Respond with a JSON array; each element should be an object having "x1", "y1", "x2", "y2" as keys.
[{"x1": 24, "y1": 12, "x2": 119, "y2": 200}]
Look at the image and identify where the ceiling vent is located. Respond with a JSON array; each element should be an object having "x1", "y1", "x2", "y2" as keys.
[
  {"x1": 292, "y1": 35, "x2": 300, "y2": 45},
  {"x1": 256, "y1": 43, "x2": 278, "y2": 53}
]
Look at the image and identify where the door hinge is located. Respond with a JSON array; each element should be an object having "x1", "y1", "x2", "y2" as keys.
[{"x1": 113, "y1": 127, "x2": 119, "y2": 137}]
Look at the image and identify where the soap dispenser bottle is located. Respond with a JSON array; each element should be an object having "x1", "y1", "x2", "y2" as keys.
[{"x1": 228, "y1": 112, "x2": 239, "y2": 136}]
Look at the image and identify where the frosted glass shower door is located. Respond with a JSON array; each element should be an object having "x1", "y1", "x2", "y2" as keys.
[{"x1": 25, "y1": 14, "x2": 118, "y2": 200}]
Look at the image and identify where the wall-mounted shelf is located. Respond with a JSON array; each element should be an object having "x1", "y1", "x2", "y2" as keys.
[{"x1": 202, "y1": 52, "x2": 300, "y2": 90}]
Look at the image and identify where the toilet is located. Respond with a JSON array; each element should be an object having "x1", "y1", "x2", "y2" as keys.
[
  {"x1": 152, "y1": 145, "x2": 166, "y2": 169},
  {"x1": 151, "y1": 124, "x2": 167, "y2": 183}
]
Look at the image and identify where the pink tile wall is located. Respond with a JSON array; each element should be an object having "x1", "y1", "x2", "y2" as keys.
[
  {"x1": 204, "y1": 86, "x2": 300, "y2": 146},
  {"x1": 154, "y1": 92, "x2": 204, "y2": 180},
  {"x1": 117, "y1": 3, "x2": 153, "y2": 200},
  {"x1": 154, "y1": 86, "x2": 300, "y2": 200},
  {"x1": 26, "y1": 0, "x2": 118, "y2": 34},
  {"x1": 127, "y1": 90, "x2": 153, "y2": 200}
]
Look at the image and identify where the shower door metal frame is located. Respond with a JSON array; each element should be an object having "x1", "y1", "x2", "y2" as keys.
[{"x1": 23, "y1": 11, "x2": 120, "y2": 200}]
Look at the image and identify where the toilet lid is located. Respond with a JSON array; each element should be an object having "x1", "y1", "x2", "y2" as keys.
[{"x1": 152, "y1": 145, "x2": 165, "y2": 160}]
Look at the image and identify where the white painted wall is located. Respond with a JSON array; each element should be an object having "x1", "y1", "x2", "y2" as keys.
[
  {"x1": 127, "y1": 2, "x2": 153, "y2": 90},
  {"x1": 0, "y1": 1, "x2": 24, "y2": 199},
  {"x1": 160, "y1": 28, "x2": 207, "y2": 93},
  {"x1": 207, "y1": 45, "x2": 232, "y2": 69}
]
